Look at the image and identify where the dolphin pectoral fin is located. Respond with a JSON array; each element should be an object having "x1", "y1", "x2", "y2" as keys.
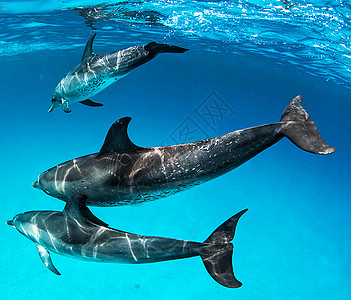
[
  {"x1": 81, "y1": 33, "x2": 96, "y2": 61},
  {"x1": 79, "y1": 99, "x2": 103, "y2": 107},
  {"x1": 99, "y1": 117, "x2": 143, "y2": 154},
  {"x1": 64, "y1": 195, "x2": 109, "y2": 227},
  {"x1": 36, "y1": 244, "x2": 61, "y2": 276},
  {"x1": 62, "y1": 101, "x2": 71, "y2": 113}
]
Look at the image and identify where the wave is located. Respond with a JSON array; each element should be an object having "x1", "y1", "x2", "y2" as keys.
[{"x1": 0, "y1": 1, "x2": 350, "y2": 88}]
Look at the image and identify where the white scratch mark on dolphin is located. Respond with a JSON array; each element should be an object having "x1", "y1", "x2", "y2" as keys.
[
  {"x1": 140, "y1": 237, "x2": 149, "y2": 258},
  {"x1": 61, "y1": 166, "x2": 72, "y2": 194},
  {"x1": 30, "y1": 223, "x2": 40, "y2": 242},
  {"x1": 73, "y1": 159, "x2": 82, "y2": 175},
  {"x1": 126, "y1": 234, "x2": 137, "y2": 261},
  {"x1": 47, "y1": 231, "x2": 58, "y2": 252},
  {"x1": 54, "y1": 168, "x2": 60, "y2": 193},
  {"x1": 92, "y1": 245, "x2": 99, "y2": 259},
  {"x1": 115, "y1": 51, "x2": 121, "y2": 71}
]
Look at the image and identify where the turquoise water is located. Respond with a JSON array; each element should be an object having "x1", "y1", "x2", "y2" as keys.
[{"x1": 1, "y1": 1, "x2": 350, "y2": 299}]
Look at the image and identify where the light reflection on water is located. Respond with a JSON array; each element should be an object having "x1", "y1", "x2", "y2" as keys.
[{"x1": 0, "y1": 1, "x2": 350, "y2": 89}]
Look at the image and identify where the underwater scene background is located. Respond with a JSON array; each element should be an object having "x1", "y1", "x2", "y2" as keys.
[{"x1": 0, "y1": 1, "x2": 350, "y2": 299}]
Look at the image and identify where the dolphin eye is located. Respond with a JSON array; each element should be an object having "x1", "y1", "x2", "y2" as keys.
[{"x1": 51, "y1": 96, "x2": 63, "y2": 104}]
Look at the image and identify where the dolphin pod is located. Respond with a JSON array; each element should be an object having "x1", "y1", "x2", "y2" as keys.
[
  {"x1": 6, "y1": 196, "x2": 247, "y2": 288},
  {"x1": 7, "y1": 34, "x2": 336, "y2": 288},
  {"x1": 33, "y1": 95, "x2": 335, "y2": 207},
  {"x1": 49, "y1": 34, "x2": 188, "y2": 113}
]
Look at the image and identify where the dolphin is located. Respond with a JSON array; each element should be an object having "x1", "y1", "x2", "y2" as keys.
[
  {"x1": 34, "y1": 95, "x2": 335, "y2": 206},
  {"x1": 6, "y1": 195, "x2": 247, "y2": 288},
  {"x1": 48, "y1": 33, "x2": 188, "y2": 113}
]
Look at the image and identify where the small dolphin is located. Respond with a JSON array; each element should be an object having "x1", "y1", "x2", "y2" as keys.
[
  {"x1": 7, "y1": 195, "x2": 247, "y2": 288},
  {"x1": 34, "y1": 95, "x2": 335, "y2": 206},
  {"x1": 49, "y1": 34, "x2": 188, "y2": 113}
]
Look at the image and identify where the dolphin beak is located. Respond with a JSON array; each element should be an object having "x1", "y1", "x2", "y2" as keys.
[
  {"x1": 32, "y1": 181, "x2": 40, "y2": 189},
  {"x1": 48, "y1": 104, "x2": 55, "y2": 113},
  {"x1": 6, "y1": 220, "x2": 15, "y2": 228}
]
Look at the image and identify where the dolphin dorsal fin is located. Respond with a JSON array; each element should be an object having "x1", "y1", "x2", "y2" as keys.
[
  {"x1": 63, "y1": 194, "x2": 85, "y2": 220},
  {"x1": 81, "y1": 33, "x2": 96, "y2": 61},
  {"x1": 63, "y1": 195, "x2": 108, "y2": 227},
  {"x1": 99, "y1": 117, "x2": 142, "y2": 154},
  {"x1": 36, "y1": 244, "x2": 61, "y2": 275}
]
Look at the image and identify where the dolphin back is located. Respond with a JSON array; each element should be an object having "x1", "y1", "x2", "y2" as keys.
[{"x1": 199, "y1": 209, "x2": 247, "y2": 288}]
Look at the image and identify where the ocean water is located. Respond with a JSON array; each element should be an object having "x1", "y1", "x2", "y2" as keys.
[{"x1": 0, "y1": 1, "x2": 350, "y2": 299}]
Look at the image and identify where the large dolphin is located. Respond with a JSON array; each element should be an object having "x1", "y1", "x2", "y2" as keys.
[
  {"x1": 7, "y1": 196, "x2": 247, "y2": 288},
  {"x1": 49, "y1": 33, "x2": 188, "y2": 113},
  {"x1": 34, "y1": 95, "x2": 335, "y2": 206}
]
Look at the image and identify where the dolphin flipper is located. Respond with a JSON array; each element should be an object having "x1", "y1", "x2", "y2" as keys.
[
  {"x1": 36, "y1": 244, "x2": 61, "y2": 275},
  {"x1": 79, "y1": 99, "x2": 103, "y2": 107},
  {"x1": 62, "y1": 101, "x2": 71, "y2": 113}
]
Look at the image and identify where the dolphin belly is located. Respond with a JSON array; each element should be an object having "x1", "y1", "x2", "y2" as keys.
[{"x1": 57, "y1": 70, "x2": 124, "y2": 104}]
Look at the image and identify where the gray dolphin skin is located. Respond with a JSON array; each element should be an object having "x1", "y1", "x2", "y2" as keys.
[
  {"x1": 34, "y1": 95, "x2": 335, "y2": 206},
  {"x1": 7, "y1": 196, "x2": 247, "y2": 288},
  {"x1": 48, "y1": 33, "x2": 188, "y2": 113}
]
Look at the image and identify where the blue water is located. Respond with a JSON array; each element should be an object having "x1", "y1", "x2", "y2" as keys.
[{"x1": 1, "y1": 1, "x2": 350, "y2": 299}]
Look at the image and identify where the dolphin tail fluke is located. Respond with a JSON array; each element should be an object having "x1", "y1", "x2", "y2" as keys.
[
  {"x1": 199, "y1": 209, "x2": 247, "y2": 288},
  {"x1": 145, "y1": 42, "x2": 188, "y2": 54},
  {"x1": 279, "y1": 95, "x2": 336, "y2": 155}
]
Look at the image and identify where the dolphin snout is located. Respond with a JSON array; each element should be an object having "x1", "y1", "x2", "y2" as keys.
[
  {"x1": 6, "y1": 220, "x2": 14, "y2": 227},
  {"x1": 32, "y1": 181, "x2": 40, "y2": 189},
  {"x1": 48, "y1": 99, "x2": 60, "y2": 113},
  {"x1": 48, "y1": 103, "x2": 56, "y2": 113}
]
